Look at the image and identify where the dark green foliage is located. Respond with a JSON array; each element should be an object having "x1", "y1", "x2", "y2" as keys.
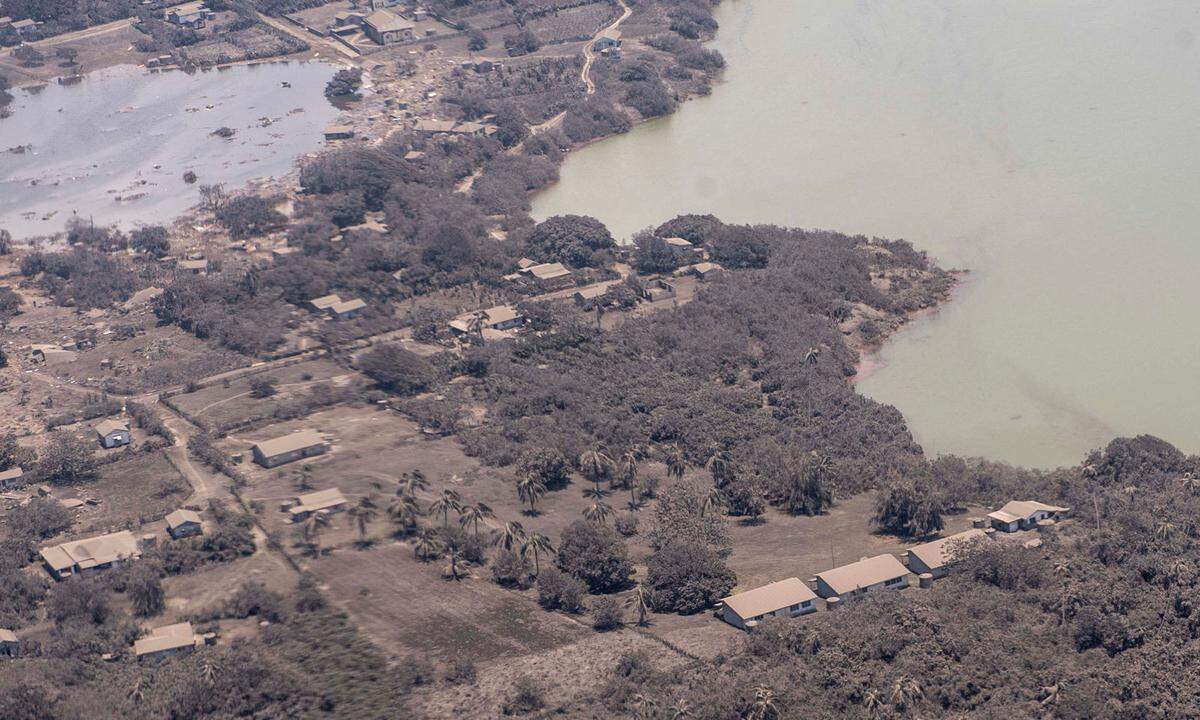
[
  {"x1": 37, "y1": 432, "x2": 98, "y2": 486},
  {"x1": 151, "y1": 524, "x2": 256, "y2": 575},
  {"x1": 590, "y1": 595, "x2": 624, "y2": 630},
  {"x1": 562, "y1": 98, "x2": 632, "y2": 144},
  {"x1": 632, "y1": 231, "x2": 680, "y2": 273},
  {"x1": 516, "y1": 448, "x2": 572, "y2": 490},
  {"x1": 624, "y1": 78, "x2": 675, "y2": 118},
  {"x1": 536, "y1": 568, "x2": 586, "y2": 612},
  {"x1": 154, "y1": 276, "x2": 291, "y2": 356},
  {"x1": 524, "y1": 214, "x2": 615, "y2": 267},
  {"x1": 873, "y1": 481, "x2": 945, "y2": 538},
  {"x1": 358, "y1": 343, "x2": 438, "y2": 396},
  {"x1": 0, "y1": 286, "x2": 22, "y2": 320},
  {"x1": 324, "y1": 67, "x2": 363, "y2": 100},
  {"x1": 556, "y1": 520, "x2": 634, "y2": 593},
  {"x1": 645, "y1": 540, "x2": 736, "y2": 614},
  {"x1": 215, "y1": 195, "x2": 286, "y2": 239}
]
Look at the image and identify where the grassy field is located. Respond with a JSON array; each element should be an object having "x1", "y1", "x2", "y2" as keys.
[
  {"x1": 169, "y1": 357, "x2": 353, "y2": 429},
  {"x1": 50, "y1": 449, "x2": 190, "y2": 537}
]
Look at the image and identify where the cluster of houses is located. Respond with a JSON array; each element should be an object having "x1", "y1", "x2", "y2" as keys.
[
  {"x1": 0, "y1": 16, "x2": 39, "y2": 39},
  {"x1": 718, "y1": 501, "x2": 1069, "y2": 630},
  {"x1": 411, "y1": 118, "x2": 500, "y2": 138},
  {"x1": 37, "y1": 507, "x2": 207, "y2": 582},
  {"x1": 307, "y1": 293, "x2": 367, "y2": 321}
]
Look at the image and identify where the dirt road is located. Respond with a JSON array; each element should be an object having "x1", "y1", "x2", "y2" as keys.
[{"x1": 581, "y1": 0, "x2": 632, "y2": 94}]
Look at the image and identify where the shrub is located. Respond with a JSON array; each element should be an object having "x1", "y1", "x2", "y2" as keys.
[
  {"x1": 645, "y1": 540, "x2": 736, "y2": 614},
  {"x1": 8, "y1": 497, "x2": 72, "y2": 539},
  {"x1": 873, "y1": 482, "x2": 945, "y2": 538},
  {"x1": 37, "y1": 432, "x2": 98, "y2": 486},
  {"x1": 249, "y1": 376, "x2": 279, "y2": 398},
  {"x1": 358, "y1": 344, "x2": 438, "y2": 396},
  {"x1": 556, "y1": 520, "x2": 634, "y2": 594},
  {"x1": 526, "y1": 214, "x2": 615, "y2": 267},
  {"x1": 492, "y1": 549, "x2": 533, "y2": 589},
  {"x1": 537, "y1": 568, "x2": 586, "y2": 612},
  {"x1": 614, "y1": 513, "x2": 639, "y2": 537},
  {"x1": 516, "y1": 448, "x2": 572, "y2": 490},
  {"x1": 125, "y1": 565, "x2": 165, "y2": 617},
  {"x1": 590, "y1": 596, "x2": 624, "y2": 631}
]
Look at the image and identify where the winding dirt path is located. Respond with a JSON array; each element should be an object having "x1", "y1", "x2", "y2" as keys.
[{"x1": 581, "y1": 0, "x2": 632, "y2": 94}]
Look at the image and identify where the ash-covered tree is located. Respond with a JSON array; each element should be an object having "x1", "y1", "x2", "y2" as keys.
[
  {"x1": 873, "y1": 481, "x2": 945, "y2": 538},
  {"x1": 324, "y1": 67, "x2": 363, "y2": 101},
  {"x1": 516, "y1": 448, "x2": 571, "y2": 491},
  {"x1": 125, "y1": 564, "x2": 165, "y2": 617},
  {"x1": 525, "y1": 214, "x2": 615, "y2": 267},
  {"x1": 631, "y1": 229, "x2": 680, "y2": 274},
  {"x1": 708, "y1": 223, "x2": 772, "y2": 268},
  {"x1": 358, "y1": 344, "x2": 437, "y2": 396},
  {"x1": 129, "y1": 225, "x2": 171, "y2": 258},
  {"x1": 215, "y1": 196, "x2": 286, "y2": 239},
  {"x1": 645, "y1": 539, "x2": 736, "y2": 614},
  {"x1": 38, "y1": 432, "x2": 98, "y2": 486},
  {"x1": 555, "y1": 520, "x2": 634, "y2": 593}
]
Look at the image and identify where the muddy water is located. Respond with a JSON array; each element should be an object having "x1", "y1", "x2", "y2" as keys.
[
  {"x1": 0, "y1": 61, "x2": 339, "y2": 239},
  {"x1": 533, "y1": 1, "x2": 1200, "y2": 468}
]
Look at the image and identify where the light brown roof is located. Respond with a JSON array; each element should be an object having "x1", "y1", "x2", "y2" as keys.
[
  {"x1": 817, "y1": 554, "x2": 908, "y2": 596},
  {"x1": 523, "y1": 262, "x2": 571, "y2": 280},
  {"x1": 0, "y1": 628, "x2": 16, "y2": 643},
  {"x1": 179, "y1": 259, "x2": 208, "y2": 271},
  {"x1": 134, "y1": 622, "x2": 198, "y2": 656},
  {"x1": 40, "y1": 530, "x2": 140, "y2": 572},
  {"x1": 692, "y1": 262, "x2": 723, "y2": 274},
  {"x1": 721, "y1": 578, "x2": 817, "y2": 620},
  {"x1": 664, "y1": 237, "x2": 693, "y2": 247},
  {"x1": 988, "y1": 500, "x2": 1068, "y2": 524},
  {"x1": 573, "y1": 284, "x2": 609, "y2": 300},
  {"x1": 94, "y1": 418, "x2": 130, "y2": 437},
  {"x1": 516, "y1": 257, "x2": 537, "y2": 269},
  {"x1": 414, "y1": 119, "x2": 458, "y2": 133},
  {"x1": 907, "y1": 529, "x2": 986, "y2": 572},
  {"x1": 451, "y1": 305, "x2": 521, "y2": 332},
  {"x1": 293, "y1": 487, "x2": 347, "y2": 513},
  {"x1": 165, "y1": 509, "x2": 202, "y2": 529},
  {"x1": 0, "y1": 467, "x2": 23, "y2": 482},
  {"x1": 309, "y1": 293, "x2": 342, "y2": 309},
  {"x1": 364, "y1": 9, "x2": 414, "y2": 33},
  {"x1": 331, "y1": 298, "x2": 367, "y2": 314},
  {"x1": 253, "y1": 429, "x2": 325, "y2": 459}
]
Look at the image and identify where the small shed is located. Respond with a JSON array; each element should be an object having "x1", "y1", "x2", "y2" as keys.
[
  {"x1": 94, "y1": 418, "x2": 131, "y2": 449},
  {"x1": 134, "y1": 622, "x2": 202, "y2": 662},
  {"x1": 323, "y1": 125, "x2": 355, "y2": 141},
  {"x1": 165, "y1": 509, "x2": 203, "y2": 539},
  {"x1": 0, "y1": 466, "x2": 24, "y2": 490},
  {"x1": 0, "y1": 628, "x2": 19, "y2": 658},
  {"x1": 329, "y1": 298, "x2": 366, "y2": 320},
  {"x1": 719, "y1": 578, "x2": 818, "y2": 630}
]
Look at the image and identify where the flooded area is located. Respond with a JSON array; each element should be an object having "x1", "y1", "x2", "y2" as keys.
[
  {"x1": 534, "y1": 0, "x2": 1200, "y2": 468},
  {"x1": 0, "y1": 61, "x2": 339, "y2": 239}
]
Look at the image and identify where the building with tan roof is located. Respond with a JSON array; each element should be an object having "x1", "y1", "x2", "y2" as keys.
[
  {"x1": 520, "y1": 262, "x2": 573, "y2": 287},
  {"x1": 94, "y1": 418, "x2": 131, "y2": 449},
  {"x1": 688, "y1": 261, "x2": 724, "y2": 281},
  {"x1": 308, "y1": 293, "x2": 343, "y2": 313},
  {"x1": 134, "y1": 622, "x2": 202, "y2": 661},
  {"x1": 0, "y1": 627, "x2": 19, "y2": 657},
  {"x1": 251, "y1": 429, "x2": 327, "y2": 468},
  {"x1": 448, "y1": 305, "x2": 524, "y2": 334},
  {"x1": 165, "y1": 509, "x2": 203, "y2": 539},
  {"x1": 719, "y1": 578, "x2": 818, "y2": 630},
  {"x1": 987, "y1": 500, "x2": 1069, "y2": 533},
  {"x1": 329, "y1": 297, "x2": 367, "y2": 320},
  {"x1": 363, "y1": 9, "x2": 414, "y2": 44},
  {"x1": 904, "y1": 529, "x2": 987, "y2": 578},
  {"x1": 40, "y1": 530, "x2": 142, "y2": 581},
  {"x1": 815, "y1": 554, "x2": 909, "y2": 599},
  {"x1": 0, "y1": 466, "x2": 24, "y2": 490},
  {"x1": 289, "y1": 487, "x2": 348, "y2": 521}
]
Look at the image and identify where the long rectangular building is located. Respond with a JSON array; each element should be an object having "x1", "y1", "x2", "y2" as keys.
[
  {"x1": 40, "y1": 530, "x2": 141, "y2": 580},
  {"x1": 815, "y1": 554, "x2": 909, "y2": 599}
]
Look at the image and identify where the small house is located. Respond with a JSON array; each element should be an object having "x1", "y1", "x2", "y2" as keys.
[
  {"x1": 520, "y1": 262, "x2": 572, "y2": 287},
  {"x1": 516, "y1": 257, "x2": 538, "y2": 270},
  {"x1": 593, "y1": 28, "x2": 621, "y2": 51},
  {"x1": 308, "y1": 294, "x2": 343, "y2": 313},
  {"x1": 403, "y1": 150, "x2": 426, "y2": 161},
  {"x1": 30, "y1": 344, "x2": 78, "y2": 364},
  {"x1": 271, "y1": 246, "x2": 296, "y2": 260},
  {"x1": 449, "y1": 305, "x2": 524, "y2": 334},
  {"x1": 10, "y1": 18, "x2": 37, "y2": 36},
  {"x1": 251, "y1": 429, "x2": 327, "y2": 468},
  {"x1": 987, "y1": 500, "x2": 1069, "y2": 532},
  {"x1": 178, "y1": 259, "x2": 208, "y2": 275},
  {"x1": 323, "y1": 125, "x2": 355, "y2": 141},
  {"x1": 329, "y1": 298, "x2": 366, "y2": 320},
  {"x1": 95, "y1": 419, "x2": 131, "y2": 449},
  {"x1": 642, "y1": 278, "x2": 677, "y2": 302},
  {"x1": 689, "y1": 262, "x2": 724, "y2": 281},
  {"x1": 664, "y1": 237, "x2": 703, "y2": 256},
  {"x1": 0, "y1": 628, "x2": 19, "y2": 658},
  {"x1": 362, "y1": 9, "x2": 414, "y2": 44},
  {"x1": 165, "y1": 509, "x2": 203, "y2": 539},
  {"x1": 289, "y1": 487, "x2": 348, "y2": 522},
  {"x1": 572, "y1": 284, "x2": 610, "y2": 308},
  {"x1": 719, "y1": 578, "x2": 818, "y2": 630},
  {"x1": 905, "y1": 529, "x2": 987, "y2": 578},
  {"x1": 134, "y1": 622, "x2": 202, "y2": 662},
  {"x1": 164, "y1": 2, "x2": 210, "y2": 28},
  {"x1": 413, "y1": 119, "x2": 459, "y2": 135},
  {"x1": 815, "y1": 554, "x2": 909, "y2": 599},
  {"x1": 0, "y1": 467, "x2": 24, "y2": 490},
  {"x1": 40, "y1": 530, "x2": 142, "y2": 580}
]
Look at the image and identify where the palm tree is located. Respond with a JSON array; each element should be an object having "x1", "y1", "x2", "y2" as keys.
[
  {"x1": 459, "y1": 502, "x2": 495, "y2": 537},
  {"x1": 413, "y1": 528, "x2": 441, "y2": 562},
  {"x1": 201, "y1": 657, "x2": 221, "y2": 687},
  {"x1": 516, "y1": 474, "x2": 547, "y2": 514},
  {"x1": 1179, "y1": 472, "x2": 1200, "y2": 495},
  {"x1": 349, "y1": 496, "x2": 379, "y2": 546},
  {"x1": 705, "y1": 446, "x2": 735, "y2": 487},
  {"x1": 128, "y1": 676, "x2": 145, "y2": 706},
  {"x1": 890, "y1": 677, "x2": 923, "y2": 711},
  {"x1": 803, "y1": 346, "x2": 821, "y2": 365},
  {"x1": 670, "y1": 698, "x2": 692, "y2": 719},
  {"x1": 493, "y1": 520, "x2": 527, "y2": 553},
  {"x1": 1052, "y1": 560, "x2": 1071, "y2": 577},
  {"x1": 429, "y1": 488, "x2": 463, "y2": 527},
  {"x1": 627, "y1": 583, "x2": 652, "y2": 626},
  {"x1": 1156, "y1": 519, "x2": 1178, "y2": 541},
  {"x1": 302, "y1": 512, "x2": 331, "y2": 555},
  {"x1": 665, "y1": 444, "x2": 686, "y2": 480},
  {"x1": 387, "y1": 493, "x2": 421, "y2": 536},
  {"x1": 616, "y1": 450, "x2": 639, "y2": 490},
  {"x1": 467, "y1": 310, "x2": 489, "y2": 343},
  {"x1": 701, "y1": 487, "x2": 727, "y2": 517},
  {"x1": 579, "y1": 448, "x2": 614, "y2": 495},
  {"x1": 521, "y1": 532, "x2": 555, "y2": 576},
  {"x1": 632, "y1": 693, "x2": 656, "y2": 720},
  {"x1": 749, "y1": 686, "x2": 779, "y2": 720},
  {"x1": 399, "y1": 469, "x2": 430, "y2": 498},
  {"x1": 584, "y1": 500, "x2": 614, "y2": 525},
  {"x1": 862, "y1": 689, "x2": 885, "y2": 719},
  {"x1": 293, "y1": 467, "x2": 313, "y2": 491}
]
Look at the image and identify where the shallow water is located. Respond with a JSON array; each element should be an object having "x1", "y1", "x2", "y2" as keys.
[
  {"x1": 533, "y1": 0, "x2": 1200, "y2": 468},
  {"x1": 0, "y1": 61, "x2": 339, "y2": 238}
]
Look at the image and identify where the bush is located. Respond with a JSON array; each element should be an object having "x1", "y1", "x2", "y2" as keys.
[
  {"x1": 215, "y1": 196, "x2": 286, "y2": 239},
  {"x1": 536, "y1": 568, "x2": 586, "y2": 612},
  {"x1": 556, "y1": 520, "x2": 634, "y2": 594},
  {"x1": 125, "y1": 565, "x2": 165, "y2": 617},
  {"x1": 614, "y1": 513, "x2": 639, "y2": 537},
  {"x1": 324, "y1": 67, "x2": 363, "y2": 100},
  {"x1": 130, "y1": 225, "x2": 170, "y2": 258},
  {"x1": 249, "y1": 376, "x2": 279, "y2": 398},
  {"x1": 358, "y1": 344, "x2": 438, "y2": 396},
  {"x1": 225, "y1": 581, "x2": 285, "y2": 622},
  {"x1": 526, "y1": 214, "x2": 615, "y2": 268},
  {"x1": 873, "y1": 482, "x2": 945, "y2": 538},
  {"x1": 492, "y1": 548, "x2": 533, "y2": 589},
  {"x1": 8, "y1": 497, "x2": 72, "y2": 539},
  {"x1": 590, "y1": 596, "x2": 624, "y2": 631},
  {"x1": 503, "y1": 675, "x2": 545, "y2": 714},
  {"x1": 516, "y1": 448, "x2": 572, "y2": 490},
  {"x1": 645, "y1": 540, "x2": 736, "y2": 614},
  {"x1": 37, "y1": 432, "x2": 98, "y2": 486}
]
